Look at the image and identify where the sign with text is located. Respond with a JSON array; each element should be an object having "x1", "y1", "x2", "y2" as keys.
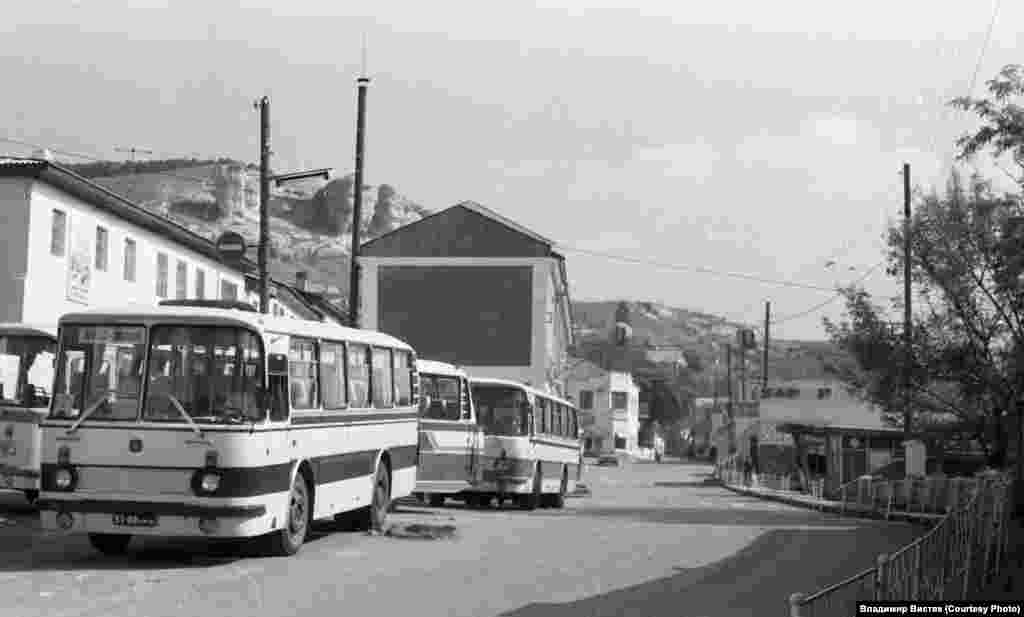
[{"x1": 66, "y1": 217, "x2": 91, "y2": 304}]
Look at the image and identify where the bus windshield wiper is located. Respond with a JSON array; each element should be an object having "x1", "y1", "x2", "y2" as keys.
[
  {"x1": 67, "y1": 392, "x2": 113, "y2": 435},
  {"x1": 166, "y1": 394, "x2": 204, "y2": 439}
]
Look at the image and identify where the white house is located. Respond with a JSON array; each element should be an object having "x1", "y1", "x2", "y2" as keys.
[
  {"x1": 565, "y1": 359, "x2": 640, "y2": 456},
  {"x1": 357, "y1": 201, "x2": 574, "y2": 396},
  {"x1": 0, "y1": 156, "x2": 308, "y2": 328}
]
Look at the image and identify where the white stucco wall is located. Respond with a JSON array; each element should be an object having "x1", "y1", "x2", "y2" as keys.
[{"x1": 0, "y1": 178, "x2": 31, "y2": 323}]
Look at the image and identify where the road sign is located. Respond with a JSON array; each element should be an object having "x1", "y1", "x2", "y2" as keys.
[{"x1": 215, "y1": 231, "x2": 248, "y2": 262}]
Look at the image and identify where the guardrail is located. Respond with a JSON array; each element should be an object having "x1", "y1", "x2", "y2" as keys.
[
  {"x1": 788, "y1": 472, "x2": 1014, "y2": 616},
  {"x1": 834, "y1": 475, "x2": 985, "y2": 519}
]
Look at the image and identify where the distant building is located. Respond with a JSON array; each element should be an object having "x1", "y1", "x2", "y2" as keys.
[
  {"x1": 564, "y1": 359, "x2": 640, "y2": 457},
  {"x1": 357, "y1": 201, "x2": 573, "y2": 395}
]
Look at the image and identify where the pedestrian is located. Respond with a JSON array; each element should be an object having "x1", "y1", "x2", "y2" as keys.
[{"x1": 743, "y1": 458, "x2": 752, "y2": 486}]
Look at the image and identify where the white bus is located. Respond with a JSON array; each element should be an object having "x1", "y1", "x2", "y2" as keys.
[
  {"x1": 466, "y1": 378, "x2": 582, "y2": 510},
  {"x1": 0, "y1": 324, "x2": 58, "y2": 502},
  {"x1": 37, "y1": 302, "x2": 419, "y2": 557},
  {"x1": 412, "y1": 359, "x2": 482, "y2": 507}
]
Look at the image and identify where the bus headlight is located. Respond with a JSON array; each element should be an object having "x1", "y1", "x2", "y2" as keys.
[
  {"x1": 54, "y1": 466, "x2": 77, "y2": 491},
  {"x1": 192, "y1": 469, "x2": 222, "y2": 495}
]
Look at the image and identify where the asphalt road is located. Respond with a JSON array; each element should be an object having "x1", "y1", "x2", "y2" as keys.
[{"x1": 0, "y1": 461, "x2": 922, "y2": 617}]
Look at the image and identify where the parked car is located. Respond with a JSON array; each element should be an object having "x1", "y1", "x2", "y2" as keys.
[{"x1": 597, "y1": 454, "x2": 619, "y2": 467}]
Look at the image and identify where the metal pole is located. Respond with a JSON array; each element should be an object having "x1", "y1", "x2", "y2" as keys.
[
  {"x1": 903, "y1": 163, "x2": 912, "y2": 440},
  {"x1": 348, "y1": 76, "x2": 370, "y2": 328},
  {"x1": 258, "y1": 96, "x2": 271, "y2": 314},
  {"x1": 763, "y1": 302, "x2": 770, "y2": 391}
]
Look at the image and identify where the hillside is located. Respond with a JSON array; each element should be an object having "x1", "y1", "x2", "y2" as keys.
[
  {"x1": 572, "y1": 300, "x2": 848, "y2": 388},
  {"x1": 63, "y1": 158, "x2": 431, "y2": 305}
]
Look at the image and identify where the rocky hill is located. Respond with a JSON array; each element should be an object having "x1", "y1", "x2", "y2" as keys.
[
  {"x1": 65, "y1": 158, "x2": 431, "y2": 304},
  {"x1": 572, "y1": 300, "x2": 847, "y2": 388}
]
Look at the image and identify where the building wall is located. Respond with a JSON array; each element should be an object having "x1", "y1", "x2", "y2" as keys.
[
  {"x1": 567, "y1": 370, "x2": 639, "y2": 455},
  {"x1": 360, "y1": 256, "x2": 565, "y2": 391},
  {"x1": 21, "y1": 180, "x2": 245, "y2": 328},
  {"x1": 0, "y1": 178, "x2": 31, "y2": 323}
]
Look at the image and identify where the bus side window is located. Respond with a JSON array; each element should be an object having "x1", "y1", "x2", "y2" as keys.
[
  {"x1": 460, "y1": 377, "x2": 471, "y2": 420},
  {"x1": 267, "y1": 353, "x2": 289, "y2": 422}
]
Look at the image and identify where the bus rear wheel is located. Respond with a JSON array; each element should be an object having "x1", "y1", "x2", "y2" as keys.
[
  {"x1": 364, "y1": 462, "x2": 391, "y2": 532},
  {"x1": 267, "y1": 473, "x2": 310, "y2": 556},
  {"x1": 519, "y1": 466, "x2": 541, "y2": 511},
  {"x1": 88, "y1": 533, "x2": 132, "y2": 556}
]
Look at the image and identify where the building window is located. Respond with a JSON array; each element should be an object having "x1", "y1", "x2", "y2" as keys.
[
  {"x1": 94, "y1": 226, "x2": 108, "y2": 271},
  {"x1": 123, "y1": 238, "x2": 136, "y2": 281},
  {"x1": 195, "y1": 268, "x2": 205, "y2": 299},
  {"x1": 579, "y1": 389, "x2": 594, "y2": 410},
  {"x1": 614, "y1": 435, "x2": 627, "y2": 450},
  {"x1": 175, "y1": 261, "x2": 187, "y2": 299},
  {"x1": 612, "y1": 391, "x2": 628, "y2": 410},
  {"x1": 50, "y1": 209, "x2": 66, "y2": 256},
  {"x1": 156, "y1": 253, "x2": 169, "y2": 298},
  {"x1": 817, "y1": 387, "x2": 832, "y2": 400},
  {"x1": 220, "y1": 280, "x2": 238, "y2": 301}
]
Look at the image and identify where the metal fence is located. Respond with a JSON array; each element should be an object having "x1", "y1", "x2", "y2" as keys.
[
  {"x1": 834, "y1": 475, "x2": 984, "y2": 518},
  {"x1": 789, "y1": 472, "x2": 1014, "y2": 616}
]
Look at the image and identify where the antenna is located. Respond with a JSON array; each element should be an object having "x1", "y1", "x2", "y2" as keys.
[{"x1": 114, "y1": 147, "x2": 154, "y2": 163}]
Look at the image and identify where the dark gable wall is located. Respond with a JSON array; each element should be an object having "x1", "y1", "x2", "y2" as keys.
[
  {"x1": 361, "y1": 205, "x2": 551, "y2": 258},
  {"x1": 378, "y1": 265, "x2": 533, "y2": 366}
]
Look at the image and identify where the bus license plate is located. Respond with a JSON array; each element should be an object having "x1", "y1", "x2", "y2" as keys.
[{"x1": 112, "y1": 513, "x2": 158, "y2": 528}]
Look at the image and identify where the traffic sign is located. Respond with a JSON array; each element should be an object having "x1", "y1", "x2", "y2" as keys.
[{"x1": 215, "y1": 231, "x2": 248, "y2": 262}]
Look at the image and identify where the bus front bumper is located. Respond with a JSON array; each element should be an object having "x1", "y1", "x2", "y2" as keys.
[{"x1": 37, "y1": 497, "x2": 270, "y2": 538}]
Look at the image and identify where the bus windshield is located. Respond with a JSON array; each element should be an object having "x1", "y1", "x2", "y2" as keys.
[
  {"x1": 471, "y1": 384, "x2": 529, "y2": 437},
  {"x1": 51, "y1": 325, "x2": 146, "y2": 420},
  {"x1": 0, "y1": 335, "x2": 56, "y2": 408},
  {"x1": 143, "y1": 325, "x2": 264, "y2": 424}
]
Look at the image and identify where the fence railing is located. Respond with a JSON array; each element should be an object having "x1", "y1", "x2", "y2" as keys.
[
  {"x1": 789, "y1": 472, "x2": 1014, "y2": 616},
  {"x1": 834, "y1": 475, "x2": 984, "y2": 519}
]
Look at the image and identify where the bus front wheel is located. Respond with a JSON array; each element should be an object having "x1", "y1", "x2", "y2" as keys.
[
  {"x1": 88, "y1": 533, "x2": 132, "y2": 556},
  {"x1": 267, "y1": 473, "x2": 310, "y2": 556}
]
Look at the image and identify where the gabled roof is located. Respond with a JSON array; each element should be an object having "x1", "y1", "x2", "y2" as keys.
[
  {"x1": 360, "y1": 200, "x2": 556, "y2": 254},
  {"x1": 0, "y1": 157, "x2": 255, "y2": 271}
]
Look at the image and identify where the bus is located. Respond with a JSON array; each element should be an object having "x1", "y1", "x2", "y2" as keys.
[
  {"x1": 0, "y1": 324, "x2": 58, "y2": 502},
  {"x1": 466, "y1": 378, "x2": 582, "y2": 510},
  {"x1": 412, "y1": 360, "x2": 482, "y2": 507},
  {"x1": 36, "y1": 302, "x2": 419, "y2": 557}
]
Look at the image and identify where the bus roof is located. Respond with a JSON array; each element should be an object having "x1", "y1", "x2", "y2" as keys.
[
  {"x1": 416, "y1": 359, "x2": 467, "y2": 377},
  {"x1": 56, "y1": 304, "x2": 414, "y2": 351},
  {"x1": 0, "y1": 323, "x2": 58, "y2": 340},
  {"x1": 469, "y1": 376, "x2": 577, "y2": 408}
]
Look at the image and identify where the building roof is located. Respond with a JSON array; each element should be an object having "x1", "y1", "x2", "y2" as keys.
[
  {"x1": 774, "y1": 419, "x2": 905, "y2": 437},
  {"x1": 0, "y1": 157, "x2": 255, "y2": 272}
]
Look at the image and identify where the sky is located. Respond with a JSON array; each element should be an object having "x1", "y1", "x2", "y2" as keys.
[{"x1": 2, "y1": 0, "x2": 1022, "y2": 340}]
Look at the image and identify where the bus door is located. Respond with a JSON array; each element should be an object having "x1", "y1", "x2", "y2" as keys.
[{"x1": 460, "y1": 376, "x2": 482, "y2": 483}]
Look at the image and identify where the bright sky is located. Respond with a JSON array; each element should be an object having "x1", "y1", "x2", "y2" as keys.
[{"x1": 2, "y1": 0, "x2": 1021, "y2": 340}]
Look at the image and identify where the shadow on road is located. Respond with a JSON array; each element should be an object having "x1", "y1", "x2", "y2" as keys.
[
  {"x1": 499, "y1": 525, "x2": 921, "y2": 617},
  {"x1": 553, "y1": 503, "x2": 905, "y2": 528},
  {"x1": 652, "y1": 478, "x2": 721, "y2": 489}
]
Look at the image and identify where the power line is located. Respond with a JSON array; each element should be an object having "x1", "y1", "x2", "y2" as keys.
[
  {"x1": 770, "y1": 260, "x2": 887, "y2": 326},
  {"x1": 557, "y1": 244, "x2": 841, "y2": 293}
]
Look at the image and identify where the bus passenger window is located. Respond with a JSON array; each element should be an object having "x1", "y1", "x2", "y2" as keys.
[
  {"x1": 347, "y1": 344, "x2": 369, "y2": 408},
  {"x1": 371, "y1": 348, "x2": 393, "y2": 408},
  {"x1": 392, "y1": 351, "x2": 412, "y2": 406}
]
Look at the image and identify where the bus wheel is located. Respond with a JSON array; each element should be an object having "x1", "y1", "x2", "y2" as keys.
[
  {"x1": 88, "y1": 533, "x2": 132, "y2": 556},
  {"x1": 551, "y1": 468, "x2": 567, "y2": 509},
  {"x1": 23, "y1": 490, "x2": 39, "y2": 505},
  {"x1": 365, "y1": 462, "x2": 391, "y2": 532},
  {"x1": 428, "y1": 494, "x2": 445, "y2": 508},
  {"x1": 519, "y1": 466, "x2": 541, "y2": 511},
  {"x1": 267, "y1": 473, "x2": 310, "y2": 556}
]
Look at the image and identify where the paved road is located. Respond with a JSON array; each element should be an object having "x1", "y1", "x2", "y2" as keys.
[{"x1": 0, "y1": 462, "x2": 922, "y2": 617}]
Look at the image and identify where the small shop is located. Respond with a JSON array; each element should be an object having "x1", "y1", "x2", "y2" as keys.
[{"x1": 776, "y1": 421, "x2": 906, "y2": 494}]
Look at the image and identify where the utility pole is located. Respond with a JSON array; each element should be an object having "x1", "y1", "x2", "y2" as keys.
[
  {"x1": 763, "y1": 302, "x2": 770, "y2": 391},
  {"x1": 257, "y1": 96, "x2": 271, "y2": 314},
  {"x1": 726, "y1": 343, "x2": 735, "y2": 452},
  {"x1": 348, "y1": 70, "x2": 370, "y2": 328},
  {"x1": 115, "y1": 146, "x2": 154, "y2": 163},
  {"x1": 903, "y1": 163, "x2": 912, "y2": 441}
]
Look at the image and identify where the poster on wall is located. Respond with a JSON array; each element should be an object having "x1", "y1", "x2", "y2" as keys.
[{"x1": 66, "y1": 217, "x2": 91, "y2": 304}]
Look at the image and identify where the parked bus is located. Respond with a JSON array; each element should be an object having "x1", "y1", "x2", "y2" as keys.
[
  {"x1": 37, "y1": 302, "x2": 419, "y2": 557},
  {"x1": 466, "y1": 378, "x2": 582, "y2": 510},
  {"x1": 0, "y1": 324, "x2": 58, "y2": 502},
  {"x1": 412, "y1": 360, "x2": 481, "y2": 507}
]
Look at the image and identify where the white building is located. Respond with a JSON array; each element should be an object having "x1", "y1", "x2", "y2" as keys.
[
  {"x1": 565, "y1": 360, "x2": 640, "y2": 456},
  {"x1": 357, "y1": 201, "x2": 574, "y2": 395},
  {"x1": 0, "y1": 156, "x2": 300, "y2": 326}
]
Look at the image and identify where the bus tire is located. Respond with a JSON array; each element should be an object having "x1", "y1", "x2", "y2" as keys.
[
  {"x1": 23, "y1": 489, "x2": 39, "y2": 505},
  {"x1": 551, "y1": 468, "x2": 567, "y2": 509},
  {"x1": 365, "y1": 461, "x2": 391, "y2": 532},
  {"x1": 519, "y1": 465, "x2": 541, "y2": 511},
  {"x1": 267, "y1": 472, "x2": 310, "y2": 557},
  {"x1": 88, "y1": 533, "x2": 132, "y2": 556}
]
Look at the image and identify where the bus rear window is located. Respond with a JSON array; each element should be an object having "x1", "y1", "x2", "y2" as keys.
[
  {"x1": 471, "y1": 384, "x2": 529, "y2": 437},
  {"x1": 0, "y1": 335, "x2": 56, "y2": 408}
]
